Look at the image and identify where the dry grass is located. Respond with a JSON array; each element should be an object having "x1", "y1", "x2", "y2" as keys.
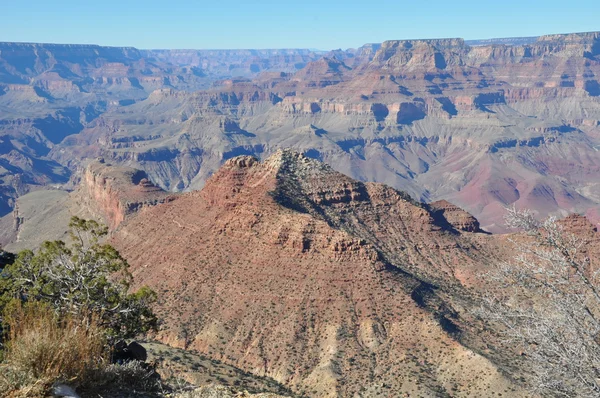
[{"x1": 0, "y1": 302, "x2": 107, "y2": 397}]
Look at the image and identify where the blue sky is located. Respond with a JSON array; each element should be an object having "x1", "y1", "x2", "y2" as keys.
[{"x1": 1, "y1": 0, "x2": 599, "y2": 50}]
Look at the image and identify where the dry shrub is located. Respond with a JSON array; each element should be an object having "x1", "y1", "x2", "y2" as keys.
[
  {"x1": 81, "y1": 360, "x2": 163, "y2": 395},
  {"x1": 0, "y1": 301, "x2": 108, "y2": 397}
]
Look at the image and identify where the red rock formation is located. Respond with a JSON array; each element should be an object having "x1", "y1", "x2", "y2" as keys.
[
  {"x1": 112, "y1": 151, "x2": 525, "y2": 397},
  {"x1": 75, "y1": 160, "x2": 174, "y2": 230}
]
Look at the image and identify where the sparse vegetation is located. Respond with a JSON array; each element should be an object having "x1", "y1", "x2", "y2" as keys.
[
  {"x1": 0, "y1": 217, "x2": 157, "y2": 341},
  {"x1": 0, "y1": 301, "x2": 107, "y2": 396},
  {"x1": 0, "y1": 313, "x2": 162, "y2": 397},
  {"x1": 0, "y1": 218, "x2": 160, "y2": 397}
]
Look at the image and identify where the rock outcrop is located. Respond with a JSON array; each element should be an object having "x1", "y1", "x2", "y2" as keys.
[
  {"x1": 75, "y1": 160, "x2": 174, "y2": 230},
  {"x1": 429, "y1": 200, "x2": 482, "y2": 232}
]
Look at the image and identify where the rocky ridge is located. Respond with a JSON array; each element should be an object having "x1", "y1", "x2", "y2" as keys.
[
  {"x1": 7, "y1": 150, "x2": 593, "y2": 396},
  {"x1": 0, "y1": 159, "x2": 175, "y2": 250},
  {"x1": 74, "y1": 159, "x2": 175, "y2": 229},
  {"x1": 111, "y1": 151, "x2": 533, "y2": 397}
]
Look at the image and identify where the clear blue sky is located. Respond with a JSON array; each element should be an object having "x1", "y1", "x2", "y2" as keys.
[{"x1": 1, "y1": 0, "x2": 599, "y2": 50}]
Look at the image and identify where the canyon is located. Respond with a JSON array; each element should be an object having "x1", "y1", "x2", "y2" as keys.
[
  {"x1": 0, "y1": 42, "x2": 324, "y2": 227},
  {"x1": 2, "y1": 20, "x2": 600, "y2": 398},
  {"x1": 3, "y1": 31, "x2": 600, "y2": 240}
]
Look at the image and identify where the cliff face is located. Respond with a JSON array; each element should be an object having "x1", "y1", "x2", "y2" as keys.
[
  {"x1": 75, "y1": 160, "x2": 174, "y2": 230},
  {"x1": 0, "y1": 134, "x2": 70, "y2": 217},
  {"x1": 369, "y1": 38, "x2": 469, "y2": 71},
  {"x1": 0, "y1": 42, "x2": 165, "y2": 95},
  {"x1": 0, "y1": 42, "x2": 142, "y2": 74},
  {"x1": 535, "y1": 31, "x2": 600, "y2": 53},
  {"x1": 428, "y1": 200, "x2": 482, "y2": 232}
]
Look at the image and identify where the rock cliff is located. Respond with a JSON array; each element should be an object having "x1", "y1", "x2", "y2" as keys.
[{"x1": 75, "y1": 160, "x2": 174, "y2": 229}]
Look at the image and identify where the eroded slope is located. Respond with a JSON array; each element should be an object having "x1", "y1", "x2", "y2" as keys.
[{"x1": 113, "y1": 151, "x2": 526, "y2": 397}]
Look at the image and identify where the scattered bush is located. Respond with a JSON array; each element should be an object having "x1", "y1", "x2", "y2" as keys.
[
  {"x1": 0, "y1": 301, "x2": 164, "y2": 397},
  {"x1": 0, "y1": 218, "x2": 160, "y2": 397},
  {"x1": 80, "y1": 360, "x2": 162, "y2": 396}
]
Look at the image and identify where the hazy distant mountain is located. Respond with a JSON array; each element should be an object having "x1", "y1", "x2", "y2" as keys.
[
  {"x1": 465, "y1": 36, "x2": 539, "y2": 46},
  {"x1": 0, "y1": 42, "x2": 323, "y2": 220}
]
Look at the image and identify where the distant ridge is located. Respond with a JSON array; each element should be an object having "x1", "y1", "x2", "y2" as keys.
[
  {"x1": 465, "y1": 36, "x2": 539, "y2": 46},
  {"x1": 2, "y1": 29, "x2": 600, "y2": 243}
]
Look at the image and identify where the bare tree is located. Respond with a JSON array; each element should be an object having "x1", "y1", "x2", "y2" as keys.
[{"x1": 478, "y1": 207, "x2": 600, "y2": 397}]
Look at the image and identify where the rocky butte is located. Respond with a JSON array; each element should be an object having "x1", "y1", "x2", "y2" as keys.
[
  {"x1": 102, "y1": 149, "x2": 585, "y2": 397},
  {"x1": 3, "y1": 146, "x2": 600, "y2": 396}
]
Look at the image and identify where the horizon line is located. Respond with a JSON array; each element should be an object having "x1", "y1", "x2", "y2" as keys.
[{"x1": 1, "y1": 30, "x2": 599, "y2": 51}]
